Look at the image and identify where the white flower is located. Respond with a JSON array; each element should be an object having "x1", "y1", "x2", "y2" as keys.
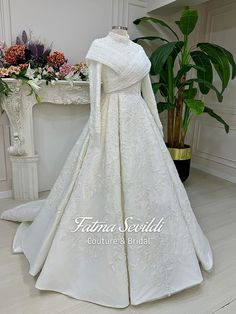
[
  {"x1": 80, "y1": 67, "x2": 88, "y2": 76},
  {"x1": 64, "y1": 75, "x2": 74, "y2": 87},
  {"x1": 50, "y1": 80, "x2": 56, "y2": 85},
  {"x1": 25, "y1": 64, "x2": 35, "y2": 80},
  {"x1": 27, "y1": 78, "x2": 41, "y2": 91},
  {"x1": 72, "y1": 73, "x2": 82, "y2": 81},
  {"x1": 64, "y1": 71, "x2": 74, "y2": 80}
]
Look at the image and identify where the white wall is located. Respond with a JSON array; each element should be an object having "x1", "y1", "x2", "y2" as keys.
[
  {"x1": 0, "y1": 0, "x2": 148, "y2": 195},
  {"x1": 9, "y1": 0, "x2": 113, "y2": 64},
  {"x1": 191, "y1": 0, "x2": 236, "y2": 183}
]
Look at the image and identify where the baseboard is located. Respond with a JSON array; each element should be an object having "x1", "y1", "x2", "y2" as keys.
[
  {"x1": 191, "y1": 162, "x2": 236, "y2": 184},
  {"x1": 0, "y1": 190, "x2": 13, "y2": 199}
]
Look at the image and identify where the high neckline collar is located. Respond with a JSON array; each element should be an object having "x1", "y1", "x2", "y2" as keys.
[{"x1": 108, "y1": 31, "x2": 130, "y2": 43}]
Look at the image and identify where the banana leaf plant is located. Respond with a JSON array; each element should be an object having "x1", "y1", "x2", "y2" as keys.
[{"x1": 133, "y1": 7, "x2": 236, "y2": 148}]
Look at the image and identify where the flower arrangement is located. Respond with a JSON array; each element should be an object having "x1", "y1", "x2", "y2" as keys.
[{"x1": 0, "y1": 30, "x2": 89, "y2": 103}]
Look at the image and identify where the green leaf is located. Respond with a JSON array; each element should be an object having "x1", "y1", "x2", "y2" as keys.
[
  {"x1": 159, "y1": 76, "x2": 168, "y2": 97},
  {"x1": 184, "y1": 87, "x2": 197, "y2": 99},
  {"x1": 157, "y1": 101, "x2": 175, "y2": 113},
  {"x1": 0, "y1": 78, "x2": 12, "y2": 96},
  {"x1": 150, "y1": 41, "x2": 184, "y2": 75},
  {"x1": 27, "y1": 87, "x2": 33, "y2": 96},
  {"x1": 133, "y1": 16, "x2": 179, "y2": 40},
  {"x1": 169, "y1": 41, "x2": 184, "y2": 62},
  {"x1": 159, "y1": 41, "x2": 184, "y2": 82},
  {"x1": 174, "y1": 64, "x2": 205, "y2": 85},
  {"x1": 19, "y1": 68, "x2": 27, "y2": 76},
  {"x1": 177, "y1": 7, "x2": 198, "y2": 35},
  {"x1": 35, "y1": 93, "x2": 41, "y2": 103},
  {"x1": 190, "y1": 50, "x2": 213, "y2": 94},
  {"x1": 184, "y1": 99, "x2": 205, "y2": 115},
  {"x1": 181, "y1": 78, "x2": 223, "y2": 102},
  {"x1": 133, "y1": 36, "x2": 169, "y2": 43},
  {"x1": 198, "y1": 43, "x2": 231, "y2": 93},
  {"x1": 204, "y1": 106, "x2": 230, "y2": 133},
  {"x1": 152, "y1": 82, "x2": 166, "y2": 94},
  {"x1": 204, "y1": 43, "x2": 236, "y2": 79}
]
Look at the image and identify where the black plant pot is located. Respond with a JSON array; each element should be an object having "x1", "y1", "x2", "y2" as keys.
[{"x1": 167, "y1": 145, "x2": 191, "y2": 182}]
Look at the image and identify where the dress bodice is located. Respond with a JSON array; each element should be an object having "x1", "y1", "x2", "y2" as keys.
[
  {"x1": 85, "y1": 31, "x2": 164, "y2": 143},
  {"x1": 101, "y1": 64, "x2": 142, "y2": 95},
  {"x1": 85, "y1": 31, "x2": 151, "y2": 93}
]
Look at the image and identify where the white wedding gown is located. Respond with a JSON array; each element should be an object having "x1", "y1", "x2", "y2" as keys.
[{"x1": 1, "y1": 31, "x2": 213, "y2": 308}]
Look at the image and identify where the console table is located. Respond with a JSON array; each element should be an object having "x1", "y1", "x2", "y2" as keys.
[{"x1": 1, "y1": 78, "x2": 90, "y2": 200}]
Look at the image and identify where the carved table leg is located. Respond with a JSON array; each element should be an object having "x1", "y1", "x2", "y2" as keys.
[
  {"x1": 10, "y1": 155, "x2": 39, "y2": 200},
  {"x1": 1, "y1": 81, "x2": 39, "y2": 200}
]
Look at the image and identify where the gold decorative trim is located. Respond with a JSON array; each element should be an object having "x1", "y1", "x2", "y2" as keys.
[{"x1": 168, "y1": 146, "x2": 191, "y2": 161}]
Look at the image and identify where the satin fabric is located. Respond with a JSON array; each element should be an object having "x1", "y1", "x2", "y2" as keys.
[{"x1": 1, "y1": 31, "x2": 213, "y2": 308}]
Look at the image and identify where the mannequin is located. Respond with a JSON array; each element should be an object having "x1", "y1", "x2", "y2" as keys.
[{"x1": 111, "y1": 26, "x2": 129, "y2": 37}]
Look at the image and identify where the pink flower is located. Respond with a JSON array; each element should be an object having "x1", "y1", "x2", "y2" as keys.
[
  {"x1": 59, "y1": 63, "x2": 72, "y2": 77},
  {"x1": 47, "y1": 66, "x2": 54, "y2": 73}
]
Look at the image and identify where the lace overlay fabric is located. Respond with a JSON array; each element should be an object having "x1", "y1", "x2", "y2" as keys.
[{"x1": 1, "y1": 31, "x2": 213, "y2": 308}]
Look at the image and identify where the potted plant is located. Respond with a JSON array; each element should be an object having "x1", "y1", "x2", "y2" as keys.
[{"x1": 133, "y1": 7, "x2": 236, "y2": 181}]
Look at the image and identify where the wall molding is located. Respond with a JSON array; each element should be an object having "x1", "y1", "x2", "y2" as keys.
[
  {"x1": 0, "y1": 0, "x2": 12, "y2": 44},
  {"x1": 191, "y1": 161, "x2": 236, "y2": 184},
  {"x1": 191, "y1": 0, "x2": 236, "y2": 182},
  {"x1": 193, "y1": 118, "x2": 236, "y2": 168},
  {"x1": 0, "y1": 190, "x2": 12, "y2": 199},
  {"x1": 112, "y1": 0, "x2": 147, "y2": 27},
  {"x1": 112, "y1": 0, "x2": 125, "y2": 26},
  {"x1": 0, "y1": 113, "x2": 11, "y2": 194}
]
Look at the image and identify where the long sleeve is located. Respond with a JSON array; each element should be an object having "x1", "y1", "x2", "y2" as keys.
[
  {"x1": 88, "y1": 60, "x2": 102, "y2": 146},
  {"x1": 141, "y1": 74, "x2": 164, "y2": 138}
]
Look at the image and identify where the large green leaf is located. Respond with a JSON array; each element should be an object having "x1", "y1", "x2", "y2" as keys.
[
  {"x1": 184, "y1": 99, "x2": 205, "y2": 115},
  {"x1": 204, "y1": 43, "x2": 236, "y2": 79},
  {"x1": 133, "y1": 16, "x2": 179, "y2": 40},
  {"x1": 176, "y1": 7, "x2": 198, "y2": 35},
  {"x1": 157, "y1": 101, "x2": 175, "y2": 113},
  {"x1": 190, "y1": 50, "x2": 213, "y2": 94},
  {"x1": 159, "y1": 41, "x2": 184, "y2": 80},
  {"x1": 133, "y1": 36, "x2": 169, "y2": 43},
  {"x1": 150, "y1": 41, "x2": 184, "y2": 75},
  {"x1": 204, "y1": 106, "x2": 229, "y2": 133},
  {"x1": 198, "y1": 43, "x2": 231, "y2": 93},
  {"x1": 180, "y1": 78, "x2": 223, "y2": 102},
  {"x1": 156, "y1": 41, "x2": 184, "y2": 99},
  {"x1": 169, "y1": 41, "x2": 184, "y2": 62}
]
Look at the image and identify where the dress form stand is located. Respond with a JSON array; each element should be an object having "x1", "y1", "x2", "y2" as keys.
[{"x1": 111, "y1": 26, "x2": 128, "y2": 37}]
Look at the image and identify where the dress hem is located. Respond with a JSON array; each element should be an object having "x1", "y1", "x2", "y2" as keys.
[{"x1": 34, "y1": 277, "x2": 204, "y2": 309}]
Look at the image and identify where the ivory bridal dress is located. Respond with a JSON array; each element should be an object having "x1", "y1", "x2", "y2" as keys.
[{"x1": 1, "y1": 31, "x2": 213, "y2": 308}]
